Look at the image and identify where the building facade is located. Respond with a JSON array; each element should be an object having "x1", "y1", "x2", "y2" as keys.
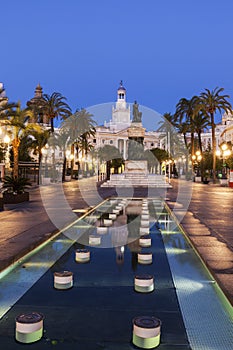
[{"x1": 90, "y1": 82, "x2": 160, "y2": 160}]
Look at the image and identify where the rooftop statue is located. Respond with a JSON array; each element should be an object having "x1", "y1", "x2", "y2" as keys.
[{"x1": 132, "y1": 101, "x2": 142, "y2": 123}]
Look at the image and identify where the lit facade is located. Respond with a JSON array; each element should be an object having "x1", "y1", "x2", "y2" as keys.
[{"x1": 89, "y1": 82, "x2": 160, "y2": 159}]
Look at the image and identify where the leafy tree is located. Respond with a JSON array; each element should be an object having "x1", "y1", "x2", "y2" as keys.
[
  {"x1": 98, "y1": 145, "x2": 124, "y2": 179},
  {"x1": 61, "y1": 108, "x2": 96, "y2": 176},
  {"x1": 175, "y1": 96, "x2": 199, "y2": 159},
  {"x1": 18, "y1": 135, "x2": 34, "y2": 161},
  {"x1": 157, "y1": 112, "x2": 181, "y2": 158},
  {"x1": 41, "y1": 92, "x2": 72, "y2": 133},
  {"x1": 2, "y1": 103, "x2": 42, "y2": 177},
  {"x1": 198, "y1": 87, "x2": 232, "y2": 183},
  {"x1": 28, "y1": 129, "x2": 51, "y2": 164},
  {"x1": 192, "y1": 111, "x2": 210, "y2": 153}
]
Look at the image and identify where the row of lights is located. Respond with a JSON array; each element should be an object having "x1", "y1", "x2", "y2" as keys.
[{"x1": 15, "y1": 198, "x2": 162, "y2": 348}]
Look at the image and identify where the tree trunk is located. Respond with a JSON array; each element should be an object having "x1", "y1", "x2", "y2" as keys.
[
  {"x1": 198, "y1": 131, "x2": 203, "y2": 153},
  {"x1": 51, "y1": 117, "x2": 54, "y2": 133},
  {"x1": 12, "y1": 138, "x2": 20, "y2": 178},
  {"x1": 106, "y1": 161, "x2": 111, "y2": 180},
  {"x1": 183, "y1": 133, "x2": 188, "y2": 148},
  {"x1": 211, "y1": 112, "x2": 216, "y2": 183},
  {"x1": 70, "y1": 143, "x2": 74, "y2": 178},
  {"x1": 62, "y1": 157, "x2": 67, "y2": 182},
  {"x1": 191, "y1": 132, "x2": 195, "y2": 175}
]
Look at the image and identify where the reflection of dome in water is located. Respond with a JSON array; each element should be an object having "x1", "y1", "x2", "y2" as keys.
[{"x1": 111, "y1": 226, "x2": 128, "y2": 247}]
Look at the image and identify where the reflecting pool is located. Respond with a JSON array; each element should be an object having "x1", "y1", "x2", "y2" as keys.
[{"x1": 0, "y1": 198, "x2": 232, "y2": 349}]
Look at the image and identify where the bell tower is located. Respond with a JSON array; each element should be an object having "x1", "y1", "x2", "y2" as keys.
[{"x1": 110, "y1": 81, "x2": 131, "y2": 130}]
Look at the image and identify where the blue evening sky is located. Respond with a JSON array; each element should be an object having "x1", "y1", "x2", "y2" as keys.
[{"x1": 1, "y1": 0, "x2": 233, "y2": 130}]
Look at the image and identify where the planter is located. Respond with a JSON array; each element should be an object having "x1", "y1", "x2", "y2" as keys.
[
  {"x1": 65, "y1": 175, "x2": 71, "y2": 181},
  {"x1": 195, "y1": 176, "x2": 202, "y2": 183},
  {"x1": 202, "y1": 179, "x2": 209, "y2": 184},
  {"x1": 3, "y1": 192, "x2": 29, "y2": 204},
  {"x1": 219, "y1": 178, "x2": 228, "y2": 186}
]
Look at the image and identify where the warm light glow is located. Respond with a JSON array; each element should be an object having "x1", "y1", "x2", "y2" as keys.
[
  {"x1": 223, "y1": 149, "x2": 231, "y2": 157},
  {"x1": 216, "y1": 150, "x2": 221, "y2": 157},
  {"x1": 196, "y1": 150, "x2": 201, "y2": 156},
  {"x1": 221, "y1": 143, "x2": 228, "y2": 151},
  {"x1": 3, "y1": 135, "x2": 10, "y2": 143},
  {"x1": 41, "y1": 147, "x2": 47, "y2": 155}
]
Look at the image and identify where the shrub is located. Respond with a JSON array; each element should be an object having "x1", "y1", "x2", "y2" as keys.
[{"x1": 3, "y1": 175, "x2": 32, "y2": 194}]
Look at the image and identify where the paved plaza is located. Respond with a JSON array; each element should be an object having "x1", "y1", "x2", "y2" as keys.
[{"x1": 0, "y1": 177, "x2": 232, "y2": 305}]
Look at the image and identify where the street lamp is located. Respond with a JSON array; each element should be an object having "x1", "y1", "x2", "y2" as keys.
[
  {"x1": 216, "y1": 143, "x2": 231, "y2": 179},
  {"x1": 192, "y1": 150, "x2": 202, "y2": 179}
]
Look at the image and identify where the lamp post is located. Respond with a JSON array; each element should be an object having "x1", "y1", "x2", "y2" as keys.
[
  {"x1": 192, "y1": 150, "x2": 202, "y2": 182},
  {"x1": 216, "y1": 143, "x2": 231, "y2": 183}
]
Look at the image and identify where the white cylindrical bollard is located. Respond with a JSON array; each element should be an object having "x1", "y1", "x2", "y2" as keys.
[
  {"x1": 138, "y1": 252, "x2": 153, "y2": 265},
  {"x1": 75, "y1": 249, "x2": 90, "y2": 263},
  {"x1": 109, "y1": 213, "x2": 117, "y2": 220},
  {"x1": 15, "y1": 312, "x2": 44, "y2": 344},
  {"x1": 89, "y1": 235, "x2": 101, "y2": 245},
  {"x1": 132, "y1": 316, "x2": 161, "y2": 349},
  {"x1": 117, "y1": 203, "x2": 125, "y2": 208},
  {"x1": 141, "y1": 214, "x2": 149, "y2": 221},
  {"x1": 54, "y1": 271, "x2": 73, "y2": 290},
  {"x1": 115, "y1": 205, "x2": 122, "y2": 210},
  {"x1": 112, "y1": 209, "x2": 120, "y2": 215},
  {"x1": 139, "y1": 236, "x2": 152, "y2": 247},
  {"x1": 140, "y1": 227, "x2": 150, "y2": 235},
  {"x1": 97, "y1": 226, "x2": 108, "y2": 234},
  {"x1": 142, "y1": 204, "x2": 148, "y2": 209},
  {"x1": 103, "y1": 219, "x2": 113, "y2": 226},
  {"x1": 134, "y1": 275, "x2": 154, "y2": 293},
  {"x1": 141, "y1": 220, "x2": 150, "y2": 228}
]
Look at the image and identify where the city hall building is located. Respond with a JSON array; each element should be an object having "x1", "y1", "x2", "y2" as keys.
[{"x1": 90, "y1": 82, "x2": 161, "y2": 159}]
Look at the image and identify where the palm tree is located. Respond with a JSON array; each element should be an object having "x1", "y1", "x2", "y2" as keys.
[
  {"x1": 62, "y1": 108, "x2": 96, "y2": 142},
  {"x1": 0, "y1": 87, "x2": 17, "y2": 118},
  {"x1": 175, "y1": 96, "x2": 199, "y2": 159},
  {"x1": 28, "y1": 129, "x2": 51, "y2": 165},
  {"x1": 4, "y1": 103, "x2": 42, "y2": 177},
  {"x1": 61, "y1": 108, "x2": 96, "y2": 176},
  {"x1": 176, "y1": 121, "x2": 189, "y2": 149},
  {"x1": 198, "y1": 87, "x2": 232, "y2": 183},
  {"x1": 54, "y1": 129, "x2": 70, "y2": 181},
  {"x1": 192, "y1": 112, "x2": 210, "y2": 154},
  {"x1": 157, "y1": 112, "x2": 178, "y2": 157},
  {"x1": 42, "y1": 92, "x2": 72, "y2": 133}
]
